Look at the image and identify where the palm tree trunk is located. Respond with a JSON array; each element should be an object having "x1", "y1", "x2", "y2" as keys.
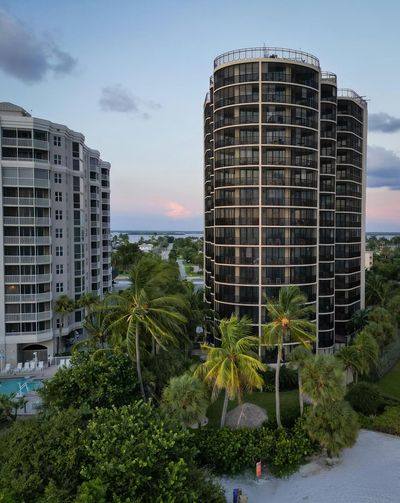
[
  {"x1": 275, "y1": 342, "x2": 282, "y2": 428},
  {"x1": 298, "y1": 369, "x2": 304, "y2": 416},
  {"x1": 57, "y1": 322, "x2": 62, "y2": 355},
  {"x1": 220, "y1": 388, "x2": 229, "y2": 428},
  {"x1": 135, "y1": 324, "x2": 146, "y2": 401}
]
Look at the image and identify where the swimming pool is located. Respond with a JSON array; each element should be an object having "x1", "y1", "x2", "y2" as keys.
[{"x1": 0, "y1": 378, "x2": 43, "y2": 396}]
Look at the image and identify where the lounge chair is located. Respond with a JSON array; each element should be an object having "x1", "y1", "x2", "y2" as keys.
[
  {"x1": 22, "y1": 362, "x2": 30, "y2": 372},
  {"x1": 15, "y1": 362, "x2": 23, "y2": 373},
  {"x1": 1, "y1": 363, "x2": 11, "y2": 374},
  {"x1": 29, "y1": 361, "x2": 36, "y2": 372},
  {"x1": 37, "y1": 361, "x2": 44, "y2": 371}
]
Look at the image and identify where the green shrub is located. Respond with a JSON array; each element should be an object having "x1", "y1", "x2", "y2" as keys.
[
  {"x1": 0, "y1": 402, "x2": 224, "y2": 502},
  {"x1": 345, "y1": 382, "x2": 385, "y2": 415},
  {"x1": 262, "y1": 365, "x2": 298, "y2": 392},
  {"x1": 280, "y1": 404, "x2": 301, "y2": 428},
  {"x1": 39, "y1": 352, "x2": 139, "y2": 411},
  {"x1": 192, "y1": 419, "x2": 315, "y2": 477},
  {"x1": 269, "y1": 419, "x2": 317, "y2": 477},
  {"x1": 81, "y1": 402, "x2": 225, "y2": 502},
  {"x1": 0, "y1": 408, "x2": 88, "y2": 502},
  {"x1": 371, "y1": 406, "x2": 400, "y2": 436},
  {"x1": 357, "y1": 413, "x2": 374, "y2": 430}
]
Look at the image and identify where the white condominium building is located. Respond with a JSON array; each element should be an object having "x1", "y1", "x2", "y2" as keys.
[{"x1": 0, "y1": 102, "x2": 112, "y2": 365}]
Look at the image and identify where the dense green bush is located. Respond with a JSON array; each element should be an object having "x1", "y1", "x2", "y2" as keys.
[
  {"x1": 39, "y1": 351, "x2": 139, "y2": 410},
  {"x1": 262, "y1": 365, "x2": 298, "y2": 392},
  {"x1": 0, "y1": 408, "x2": 89, "y2": 502},
  {"x1": 192, "y1": 418, "x2": 315, "y2": 477},
  {"x1": 370, "y1": 406, "x2": 400, "y2": 436},
  {"x1": 345, "y1": 382, "x2": 385, "y2": 416},
  {"x1": 270, "y1": 420, "x2": 317, "y2": 477},
  {"x1": 81, "y1": 402, "x2": 225, "y2": 502},
  {"x1": 0, "y1": 402, "x2": 224, "y2": 502},
  {"x1": 279, "y1": 403, "x2": 301, "y2": 428}
]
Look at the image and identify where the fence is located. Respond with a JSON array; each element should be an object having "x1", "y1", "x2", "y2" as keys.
[{"x1": 371, "y1": 336, "x2": 400, "y2": 380}]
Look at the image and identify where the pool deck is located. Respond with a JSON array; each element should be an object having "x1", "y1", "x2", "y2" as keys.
[{"x1": 1, "y1": 365, "x2": 58, "y2": 381}]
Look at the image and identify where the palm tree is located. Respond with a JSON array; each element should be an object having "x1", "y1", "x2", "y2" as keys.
[
  {"x1": 0, "y1": 394, "x2": 26, "y2": 426},
  {"x1": 78, "y1": 292, "x2": 99, "y2": 318},
  {"x1": 301, "y1": 354, "x2": 345, "y2": 407},
  {"x1": 79, "y1": 303, "x2": 113, "y2": 352},
  {"x1": 112, "y1": 256, "x2": 188, "y2": 400},
  {"x1": 195, "y1": 314, "x2": 266, "y2": 428},
  {"x1": 336, "y1": 345, "x2": 362, "y2": 384},
  {"x1": 161, "y1": 373, "x2": 209, "y2": 427},
  {"x1": 262, "y1": 286, "x2": 315, "y2": 427},
  {"x1": 305, "y1": 400, "x2": 359, "y2": 458},
  {"x1": 352, "y1": 330, "x2": 379, "y2": 381},
  {"x1": 351, "y1": 308, "x2": 370, "y2": 333},
  {"x1": 287, "y1": 345, "x2": 312, "y2": 416},
  {"x1": 54, "y1": 295, "x2": 75, "y2": 354}
]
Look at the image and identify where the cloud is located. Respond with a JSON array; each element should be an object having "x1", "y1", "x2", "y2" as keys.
[
  {"x1": 0, "y1": 8, "x2": 77, "y2": 83},
  {"x1": 367, "y1": 187, "x2": 400, "y2": 230},
  {"x1": 367, "y1": 145, "x2": 400, "y2": 190},
  {"x1": 369, "y1": 113, "x2": 400, "y2": 133},
  {"x1": 99, "y1": 84, "x2": 161, "y2": 117},
  {"x1": 164, "y1": 201, "x2": 192, "y2": 219}
]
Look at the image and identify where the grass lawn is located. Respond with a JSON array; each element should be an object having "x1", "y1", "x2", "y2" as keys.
[
  {"x1": 378, "y1": 361, "x2": 400, "y2": 399},
  {"x1": 184, "y1": 263, "x2": 200, "y2": 277},
  {"x1": 207, "y1": 390, "x2": 299, "y2": 427}
]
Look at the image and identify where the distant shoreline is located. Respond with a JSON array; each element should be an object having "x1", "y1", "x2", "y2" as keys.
[{"x1": 111, "y1": 230, "x2": 203, "y2": 235}]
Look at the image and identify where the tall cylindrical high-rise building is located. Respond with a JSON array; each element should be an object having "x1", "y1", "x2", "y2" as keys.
[{"x1": 204, "y1": 47, "x2": 367, "y2": 352}]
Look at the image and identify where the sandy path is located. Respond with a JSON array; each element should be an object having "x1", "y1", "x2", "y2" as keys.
[{"x1": 221, "y1": 430, "x2": 400, "y2": 503}]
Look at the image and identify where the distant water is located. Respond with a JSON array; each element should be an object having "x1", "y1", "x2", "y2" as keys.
[
  {"x1": 366, "y1": 232, "x2": 400, "y2": 240},
  {"x1": 111, "y1": 231, "x2": 203, "y2": 244}
]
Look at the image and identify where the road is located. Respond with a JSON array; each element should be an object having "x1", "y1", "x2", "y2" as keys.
[
  {"x1": 177, "y1": 258, "x2": 187, "y2": 279},
  {"x1": 161, "y1": 243, "x2": 173, "y2": 261}
]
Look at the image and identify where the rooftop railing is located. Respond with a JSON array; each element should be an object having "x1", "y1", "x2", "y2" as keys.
[
  {"x1": 338, "y1": 88, "x2": 368, "y2": 107},
  {"x1": 214, "y1": 47, "x2": 320, "y2": 69},
  {"x1": 321, "y1": 71, "x2": 337, "y2": 84}
]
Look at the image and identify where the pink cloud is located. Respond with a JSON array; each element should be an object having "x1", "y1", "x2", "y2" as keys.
[
  {"x1": 366, "y1": 187, "x2": 400, "y2": 227},
  {"x1": 164, "y1": 201, "x2": 192, "y2": 219}
]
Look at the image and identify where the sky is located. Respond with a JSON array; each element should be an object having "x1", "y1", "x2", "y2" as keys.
[{"x1": 0, "y1": 0, "x2": 399, "y2": 231}]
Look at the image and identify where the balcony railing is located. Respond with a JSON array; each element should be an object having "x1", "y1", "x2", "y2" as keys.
[
  {"x1": 3, "y1": 236, "x2": 51, "y2": 245},
  {"x1": 4, "y1": 255, "x2": 51, "y2": 264},
  {"x1": 3, "y1": 217, "x2": 50, "y2": 226},
  {"x1": 5, "y1": 292, "x2": 52, "y2": 302},
  {"x1": 214, "y1": 47, "x2": 320, "y2": 69},
  {"x1": 338, "y1": 88, "x2": 367, "y2": 107},
  {"x1": 321, "y1": 71, "x2": 337, "y2": 84},
  {"x1": 4, "y1": 274, "x2": 51, "y2": 283},
  {"x1": 5, "y1": 311, "x2": 52, "y2": 322}
]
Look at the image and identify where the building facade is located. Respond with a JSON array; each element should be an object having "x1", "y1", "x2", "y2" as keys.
[
  {"x1": 0, "y1": 102, "x2": 112, "y2": 365},
  {"x1": 204, "y1": 48, "x2": 367, "y2": 352}
]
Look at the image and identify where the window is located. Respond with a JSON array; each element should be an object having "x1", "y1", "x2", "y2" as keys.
[
  {"x1": 54, "y1": 154, "x2": 62, "y2": 165},
  {"x1": 55, "y1": 246, "x2": 63, "y2": 257},
  {"x1": 55, "y1": 210, "x2": 63, "y2": 220},
  {"x1": 56, "y1": 318, "x2": 61, "y2": 328},
  {"x1": 56, "y1": 264, "x2": 64, "y2": 274},
  {"x1": 53, "y1": 136, "x2": 61, "y2": 147},
  {"x1": 55, "y1": 228, "x2": 63, "y2": 238},
  {"x1": 54, "y1": 173, "x2": 62, "y2": 183},
  {"x1": 55, "y1": 191, "x2": 62, "y2": 202},
  {"x1": 56, "y1": 282, "x2": 64, "y2": 293}
]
